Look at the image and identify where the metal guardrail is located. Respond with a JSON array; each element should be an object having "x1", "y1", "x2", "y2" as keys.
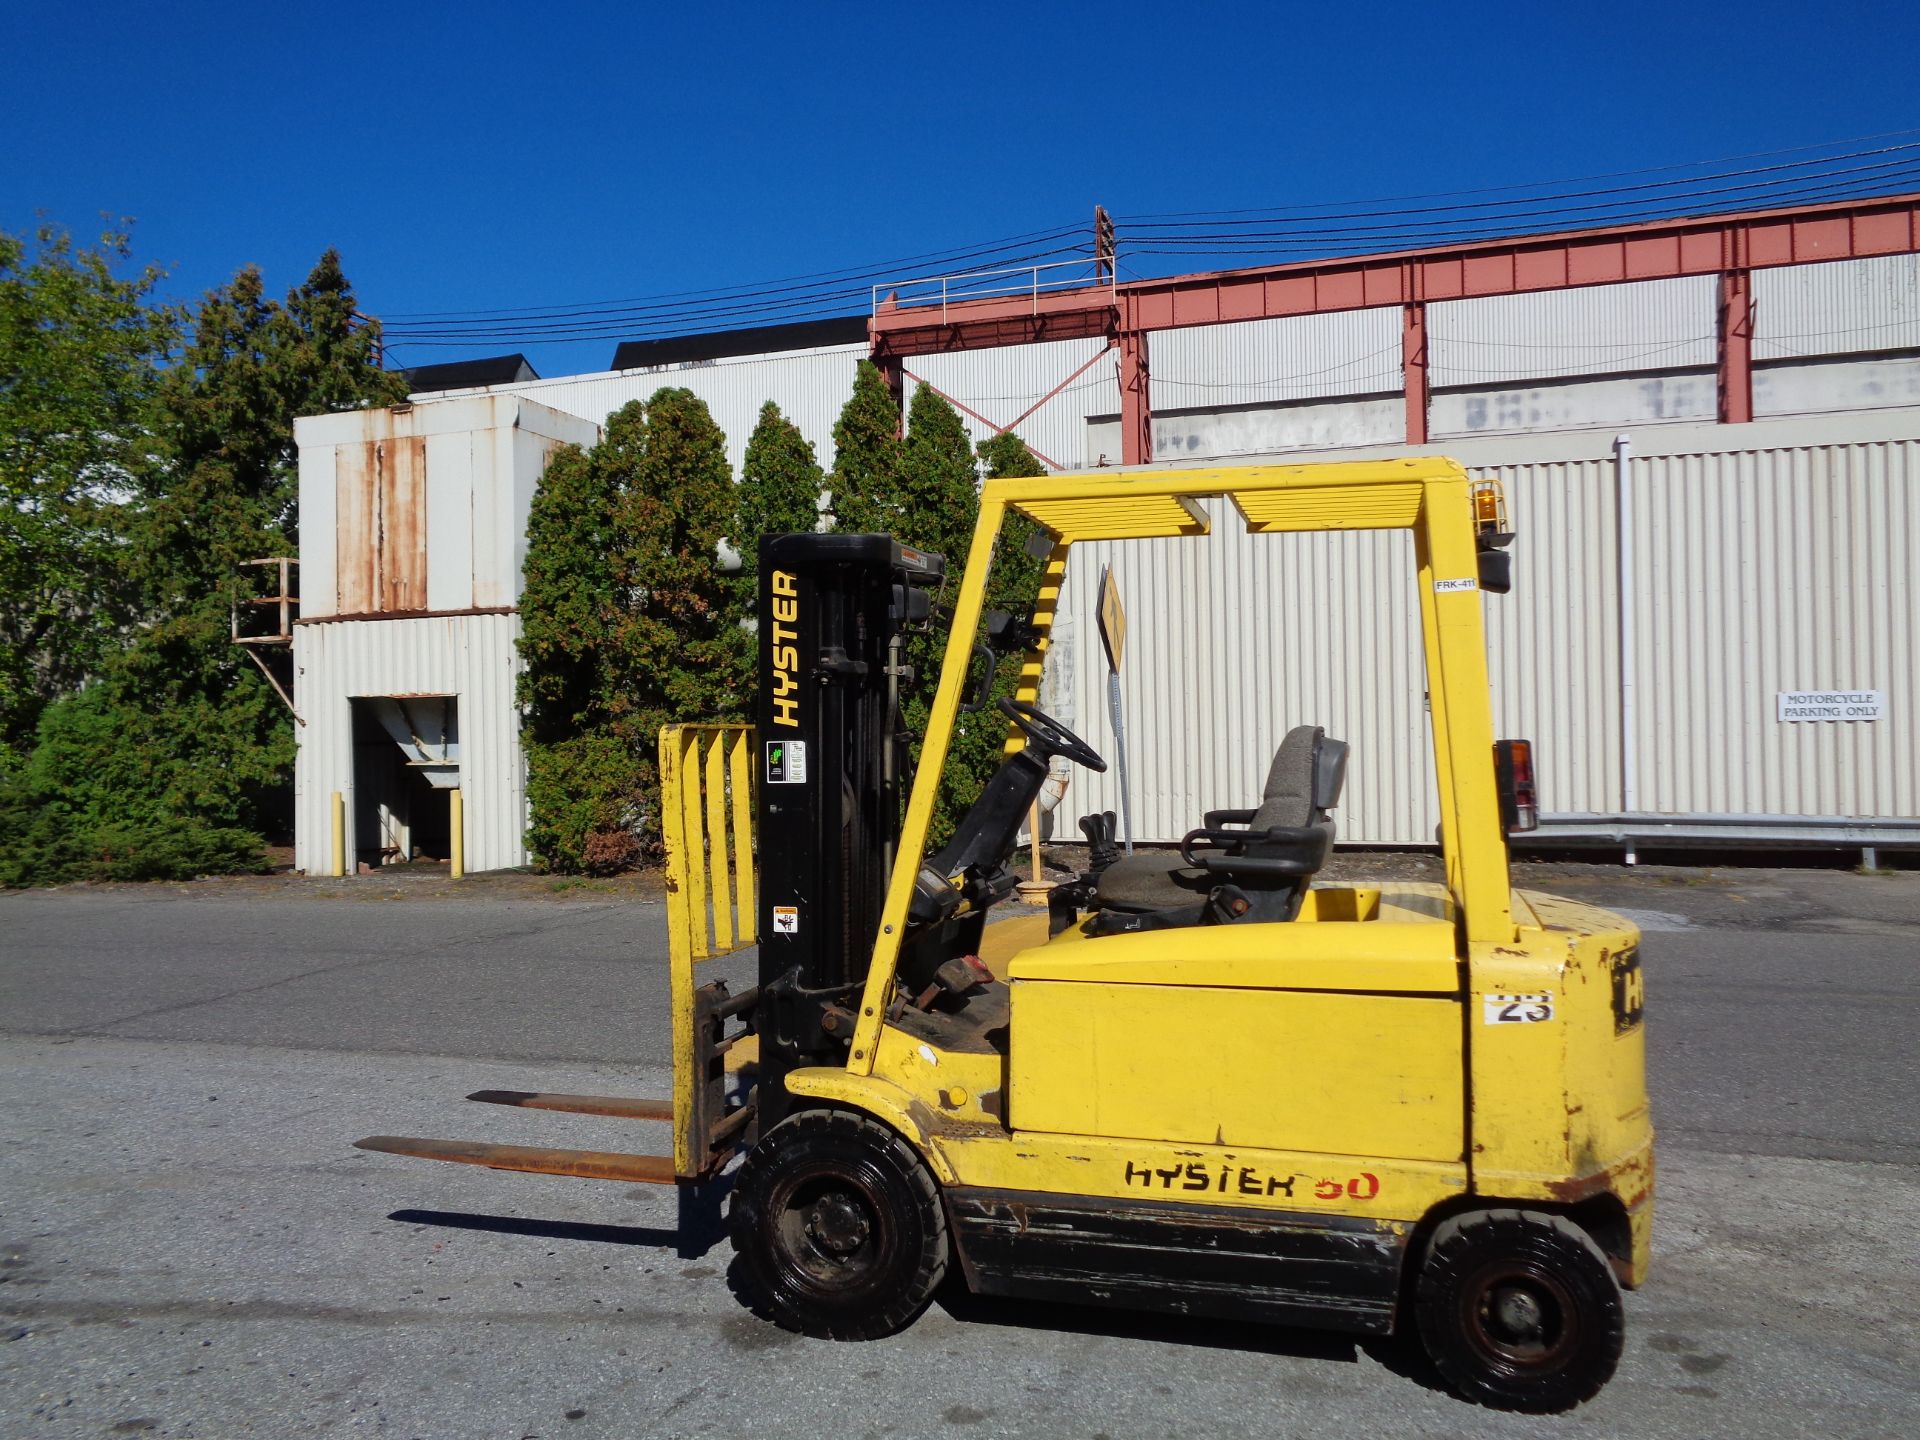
[{"x1": 873, "y1": 258, "x2": 1116, "y2": 322}]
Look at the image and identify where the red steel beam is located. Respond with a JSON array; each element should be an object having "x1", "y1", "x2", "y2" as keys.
[
  {"x1": 1717, "y1": 219, "x2": 1756, "y2": 425},
  {"x1": 1402, "y1": 298, "x2": 1429, "y2": 446},
  {"x1": 870, "y1": 192, "x2": 1920, "y2": 359},
  {"x1": 1118, "y1": 329, "x2": 1151, "y2": 465}
]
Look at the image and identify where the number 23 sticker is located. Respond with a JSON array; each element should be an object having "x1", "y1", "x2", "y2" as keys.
[{"x1": 1483, "y1": 992, "x2": 1554, "y2": 1024}]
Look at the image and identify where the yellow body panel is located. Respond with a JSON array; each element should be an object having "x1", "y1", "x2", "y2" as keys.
[
  {"x1": 1009, "y1": 981, "x2": 1465, "y2": 1161},
  {"x1": 1008, "y1": 905, "x2": 1459, "y2": 991}
]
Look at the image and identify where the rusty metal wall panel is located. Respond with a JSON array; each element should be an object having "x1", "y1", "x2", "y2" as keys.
[
  {"x1": 1753, "y1": 252, "x2": 1920, "y2": 360},
  {"x1": 298, "y1": 397, "x2": 598, "y2": 620},
  {"x1": 334, "y1": 442, "x2": 376, "y2": 614},
  {"x1": 377, "y1": 436, "x2": 429, "y2": 613},
  {"x1": 293, "y1": 613, "x2": 527, "y2": 874},
  {"x1": 1429, "y1": 277, "x2": 1717, "y2": 386}
]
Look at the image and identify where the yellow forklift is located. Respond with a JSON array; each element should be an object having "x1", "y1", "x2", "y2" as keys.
[{"x1": 357, "y1": 458, "x2": 1652, "y2": 1413}]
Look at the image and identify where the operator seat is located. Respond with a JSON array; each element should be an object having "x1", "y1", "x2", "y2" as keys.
[{"x1": 1092, "y1": 725, "x2": 1349, "y2": 925}]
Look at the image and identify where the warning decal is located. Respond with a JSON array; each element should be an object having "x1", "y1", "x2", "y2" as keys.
[
  {"x1": 772, "y1": 906, "x2": 799, "y2": 935},
  {"x1": 766, "y1": 739, "x2": 808, "y2": 784}
]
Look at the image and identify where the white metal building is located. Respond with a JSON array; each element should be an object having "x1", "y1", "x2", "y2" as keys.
[
  {"x1": 293, "y1": 249, "x2": 1920, "y2": 869},
  {"x1": 291, "y1": 395, "x2": 599, "y2": 875}
]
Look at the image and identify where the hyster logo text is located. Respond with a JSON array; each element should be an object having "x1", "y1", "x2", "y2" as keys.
[{"x1": 770, "y1": 570, "x2": 800, "y2": 728}]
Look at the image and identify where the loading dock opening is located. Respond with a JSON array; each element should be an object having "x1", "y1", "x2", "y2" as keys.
[{"x1": 349, "y1": 696, "x2": 458, "y2": 869}]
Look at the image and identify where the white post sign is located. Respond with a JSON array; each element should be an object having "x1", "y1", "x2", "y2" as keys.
[{"x1": 1776, "y1": 690, "x2": 1884, "y2": 722}]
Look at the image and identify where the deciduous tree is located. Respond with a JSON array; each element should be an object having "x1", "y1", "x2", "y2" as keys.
[
  {"x1": 0, "y1": 223, "x2": 179, "y2": 774},
  {"x1": 1, "y1": 247, "x2": 401, "y2": 885}
]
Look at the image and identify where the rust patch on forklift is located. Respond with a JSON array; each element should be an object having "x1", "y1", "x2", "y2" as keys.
[{"x1": 1544, "y1": 1146, "x2": 1653, "y2": 1207}]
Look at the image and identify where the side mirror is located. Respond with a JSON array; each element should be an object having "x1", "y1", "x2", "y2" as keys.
[
  {"x1": 959, "y1": 644, "x2": 998, "y2": 714},
  {"x1": 1477, "y1": 533, "x2": 1514, "y2": 594},
  {"x1": 984, "y1": 607, "x2": 1038, "y2": 651}
]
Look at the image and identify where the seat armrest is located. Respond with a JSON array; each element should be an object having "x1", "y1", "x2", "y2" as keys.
[
  {"x1": 1180, "y1": 824, "x2": 1328, "y2": 867},
  {"x1": 1202, "y1": 807, "x2": 1258, "y2": 829},
  {"x1": 1192, "y1": 851, "x2": 1323, "y2": 879}
]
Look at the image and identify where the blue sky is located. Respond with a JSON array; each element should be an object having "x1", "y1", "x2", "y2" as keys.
[{"x1": 6, "y1": 1, "x2": 1918, "y2": 378}]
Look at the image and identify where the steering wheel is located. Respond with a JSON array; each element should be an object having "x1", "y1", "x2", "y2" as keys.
[{"x1": 998, "y1": 698, "x2": 1107, "y2": 772}]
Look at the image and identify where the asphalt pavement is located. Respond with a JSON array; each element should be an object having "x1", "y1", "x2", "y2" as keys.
[{"x1": 2, "y1": 862, "x2": 1917, "y2": 1438}]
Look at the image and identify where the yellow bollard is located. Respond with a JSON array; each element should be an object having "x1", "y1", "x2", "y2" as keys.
[
  {"x1": 449, "y1": 788, "x2": 465, "y2": 879},
  {"x1": 330, "y1": 791, "x2": 345, "y2": 878}
]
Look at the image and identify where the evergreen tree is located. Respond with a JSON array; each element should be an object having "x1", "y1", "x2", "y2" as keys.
[
  {"x1": 882, "y1": 385, "x2": 998, "y2": 846},
  {"x1": 518, "y1": 390, "x2": 744, "y2": 873},
  {"x1": 977, "y1": 429, "x2": 1048, "y2": 615},
  {"x1": 0, "y1": 223, "x2": 179, "y2": 774},
  {"x1": 736, "y1": 400, "x2": 824, "y2": 582},
  {"x1": 977, "y1": 429, "x2": 1046, "y2": 481},
  {"x1": 896, "y1": 382, "x2": 983, "y2": 563},
  {"x1": 827, "y1": 359, "x2": 902, "y2": 533},
  {"x1": 519, "y1": 429, "x2": 633, "y2": 874},
  {"x1": 623, "y1": 386, "x2": 749, "y2": 718}
]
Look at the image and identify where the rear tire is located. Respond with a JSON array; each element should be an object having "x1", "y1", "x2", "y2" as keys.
[
  {"x1": 1415, "y1": 1207, "x2": 1624, "y2": 1412},
  {"x1": 728, "y1": 1108, "x2": 947, "y2": 1340}
]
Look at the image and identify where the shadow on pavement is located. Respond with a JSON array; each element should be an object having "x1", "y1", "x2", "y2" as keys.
[
  {"x1": 390, "y1": 1178, "x2": 733, "y2": 1260},
  {"x1": 931, "y1": 1282, "x2": 1366, "y2": 1364}
]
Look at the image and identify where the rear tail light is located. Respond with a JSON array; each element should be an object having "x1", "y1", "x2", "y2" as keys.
[{"x1": 1494, "y1": 740, "x2": 1538, "y2": 833}]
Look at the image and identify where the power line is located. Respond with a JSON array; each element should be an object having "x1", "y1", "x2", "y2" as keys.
[
  {"x1": 1118, "y1": 154, "x2": 1920, "y2": 244},
  {"x1": 384, "y1": 246, "x2": 1102, "y2": 344},
  {"x1": 376, "y1": 132, "x2": 1920, "y2": 356},
  {"x1": 1118, "y1": 128, "x2": 1920, "y2": 222},
  {"x1": 381, "y1": 226, "x2": 1087, "y2": 327}
]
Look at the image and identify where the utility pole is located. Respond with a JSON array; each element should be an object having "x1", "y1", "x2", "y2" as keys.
[{"x1": 1095, "y1": 206, "x2": 1116, "y2": 285}]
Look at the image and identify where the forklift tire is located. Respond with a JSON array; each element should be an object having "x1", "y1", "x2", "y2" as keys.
[
  {"x1": 728, "y1": 1108, "x2": 948, "y2": 1341},
  {"x1": 1414, "y1": 1208, "x2": 1624, "y2": 1413}
]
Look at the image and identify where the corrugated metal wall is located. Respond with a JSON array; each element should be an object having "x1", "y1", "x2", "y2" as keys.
[
  {"x1": 1430, "y1": 276, "x2": 1718, "y2": 385},
  {"x1": 1629, "y1": 435, "x2": 1918, "y2": 817},
  {"x1": 1754, "y1": 253, "x2": 1920, "y2": 360},
  {"x1": 1150, "y1": 309, "x2": 1403, "y2": 408},
  {"x1": 1054, "y1": 412, "x2": 1920, "y2": 844},
  {"x1": 293, "y1": 614, "x2": 525, "y2": 874},
  {"x1": 909, "y1": 337, "x2": 1115, "y2": 472}
]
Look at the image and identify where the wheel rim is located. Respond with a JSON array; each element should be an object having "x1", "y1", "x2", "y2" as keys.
[
  {"x1": 1457, "y1": 1258, "x2": 1582, "y2": 1376},
  {"x1": 767, "y1": 1162, "x2": 896, "y2": 1301}
]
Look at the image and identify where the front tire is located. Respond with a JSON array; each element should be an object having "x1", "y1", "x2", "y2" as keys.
[
  {"x1": 1415, "y1": 1208, "x2": 1624, "y2": 1412},
  {"x1": 728, "y1": 1108, "x2": 947, "y2": 1340}
]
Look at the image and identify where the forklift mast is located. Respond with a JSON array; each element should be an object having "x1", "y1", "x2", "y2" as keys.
[{"x1": 753, "y1": 533, "x2": 944, "y2": 1128}]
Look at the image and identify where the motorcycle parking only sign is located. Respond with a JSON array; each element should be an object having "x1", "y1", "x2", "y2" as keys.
[{"x1": 1776, "y1": 690, "x2": 1883, "y2": 722}]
